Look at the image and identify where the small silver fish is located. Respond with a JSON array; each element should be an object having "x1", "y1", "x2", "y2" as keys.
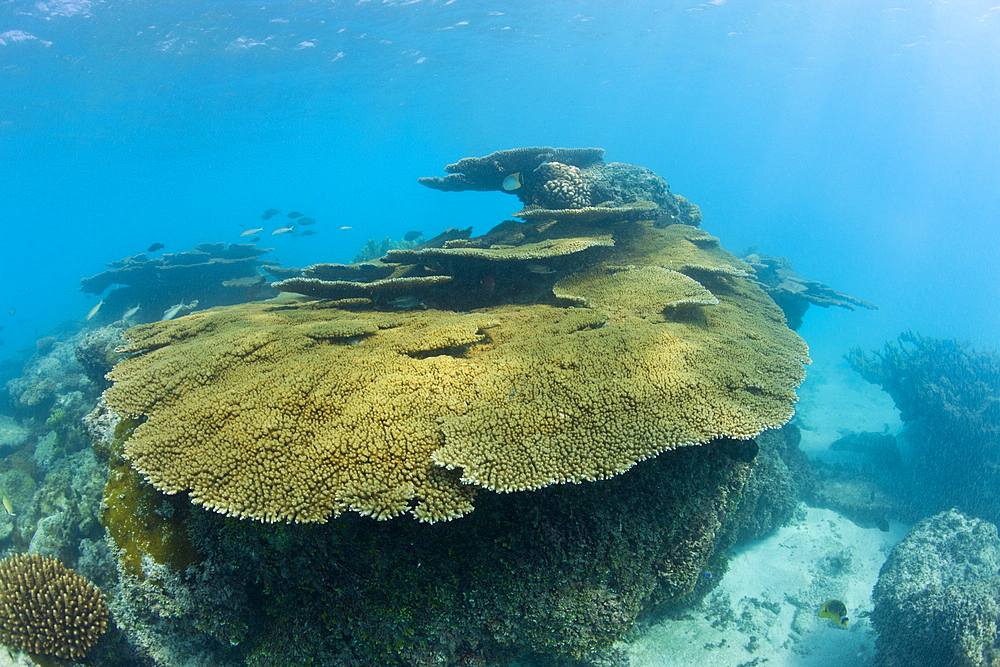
[
  {"x1": 162, "y1": 302, "x2": 185, "y2": 320},
  {"x1": 122, "y1": 305, "x2": 140, "y2": 320},
  {"x1": 389, "y1": 296, "x2": 421, "y2": 309},
  {"x1": 525, "y1": 264, "x2": 556, "y2": 274},
  {"x1": 339, "y1": 225, "x2": 353, "y2": 230},
  {"x1": 272, "y1": 226, "x2": 295, "y2": 235},
  {"x1": 241, "y1": 227, "x2": 264, "y2": 237},
  {"x1": 86, "y1": 300, "x2": 104, "y2": 321}
]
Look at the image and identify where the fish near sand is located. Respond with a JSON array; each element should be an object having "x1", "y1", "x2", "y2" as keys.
[
  {"x1": 86, "y1": 300, "x2": 104, "y2": 321},
  {"x1": 819, "y1": 599, "x2": 849, "y2": 627},
  {"x1": 261, "y1": 209, "x2": 280, "y2": 220}
]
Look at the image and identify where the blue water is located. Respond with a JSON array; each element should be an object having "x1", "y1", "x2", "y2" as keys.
[{"x1": 3, "y1": 0, "x2": 999, "y2": 364}]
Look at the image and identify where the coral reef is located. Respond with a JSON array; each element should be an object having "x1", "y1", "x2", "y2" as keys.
[
  {"x1": 103, "y1": 216, "x2": 807, "y2": 525},
  {"x1": 872, "y1": 509, "x2": 1000, "y2": 666},
  {"x1": 416, "y1": 146, "x2": 606, "y2": 192},
  {"x1": 848, "y1": 332, "x2": 1000, "y2": 522},
  {"x1": 0, "y1": 552, "x2": 108, "y2": 660},
  {"x1": 79, "y1": 242, "x2": 278, "y2": 324},
  {"x1": 418, "y1": 146, "x2": 702, "y2": 226},
  {"x1": 743, "y1": 253, "x2": 877, "y2": 330},
  {"x1": 86, "y1": 408, "x2": 804, "y2": 666},
  {"x1": 90, "y1": 150, "x2": 815, "y2": 665}
]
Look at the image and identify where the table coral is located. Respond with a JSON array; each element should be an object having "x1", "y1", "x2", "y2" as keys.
[{"x1": 104, "y1": 216, "x2": 808, "y2": 525}]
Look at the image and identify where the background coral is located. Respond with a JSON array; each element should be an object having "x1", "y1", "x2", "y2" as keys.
[
  {"x1": 848, "y1": 332, "x2": 1000, "y2": 522},
  {"x1": 79, "y1": 242, "x2": 277, "y2": 325}
]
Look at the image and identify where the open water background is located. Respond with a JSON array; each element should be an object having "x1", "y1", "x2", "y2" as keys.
[{"x1": 3, "y1": 0, "x2": 999, "y2": 364}]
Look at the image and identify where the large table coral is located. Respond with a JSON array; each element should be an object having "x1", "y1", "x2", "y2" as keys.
[{"x1": 104, "y1": 213, "x2": 808, "y2": 524}]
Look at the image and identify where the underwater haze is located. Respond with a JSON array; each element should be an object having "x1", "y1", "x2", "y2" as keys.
[{"x1": 2, "y1": 0, "x2": 999, "y2": 359}]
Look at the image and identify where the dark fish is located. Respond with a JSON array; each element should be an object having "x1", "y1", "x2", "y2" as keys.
[
  {"x1": 147, "y1": 242, "x2": 165, "y2": 252},
  {"x1": 297, "y1": 217, "x2": 316, "y2": 225},
  {"x1": 286, "y1": 211, "x2": 304, "y2": 219},
  {"x1": 261, "y1": 209, "x2": 280, "y2": 220},
  {"x1": 299, "y1": 229, "x2": 316, "y2": 236},
  {"x1": 403, "y1": 230, "x2": 423, "y2": 242},
  {"x1": 875, "y1": 516, "x2": 890, "y2": 532},
  {"x1": 717, "y1": 436, "x2": 759, "y2": 463}
]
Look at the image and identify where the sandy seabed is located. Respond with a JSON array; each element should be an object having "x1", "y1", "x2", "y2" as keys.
[{"x1": 624, "y1": 350, "x2": 907, "y2": 666}]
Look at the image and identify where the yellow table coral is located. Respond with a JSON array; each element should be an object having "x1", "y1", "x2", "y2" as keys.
[{"x1": 104, "y1": 222, "x2": 808, "y2": 524}]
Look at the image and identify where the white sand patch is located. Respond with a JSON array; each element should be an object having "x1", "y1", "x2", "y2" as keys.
[
  {"x1": 793, "y1": 350, "x2": 902, "y2": 454},
  {"x1": 624, "y1": 506, "x2": 907, "y2": 666}
]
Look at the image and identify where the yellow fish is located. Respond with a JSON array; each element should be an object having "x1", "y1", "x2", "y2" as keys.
[
  {"x1": 2, "y1": 496, "x2": 15, "y2": 516},
  {"x1": 502, "y1": 172, "x2": 523, "y2": 191},
  {"x1": 819, "y1": 599, "x2": 849, "y2": 626}
]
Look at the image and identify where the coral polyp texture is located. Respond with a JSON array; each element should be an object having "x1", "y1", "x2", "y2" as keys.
[
  {"x1": 102, "y1": 150, "x2": 808, "y2": 525},
  {"x1": 0, "y1": 553, "x2": 109, "y2": 660}
]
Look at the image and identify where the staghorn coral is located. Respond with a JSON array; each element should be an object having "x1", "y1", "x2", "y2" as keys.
[
  {"x1": 848, "y1": 332, "x2": 1000, "y2": 522},
  {"x1": 103, "y1": 217, "x2": 808, "y2": 525},
  {"x1": 0, "y1": 553, "x2": 108, "y2": 660}
]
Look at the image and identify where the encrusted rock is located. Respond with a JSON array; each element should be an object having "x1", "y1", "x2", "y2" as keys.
[{"x1": 872, "y1": 509, "x2": 1000, "y2": 666}]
